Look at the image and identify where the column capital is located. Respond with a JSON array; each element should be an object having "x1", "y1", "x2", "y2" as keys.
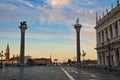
[
  {"x1": 19, "y1": 21, "x2": 27, "y2": 32},
  {"x1": 74, "y1": 24, "x2": 82, "y2": 32}
]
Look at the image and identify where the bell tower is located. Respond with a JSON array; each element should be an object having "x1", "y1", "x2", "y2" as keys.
[{"x1": 5, "y1": 43, "x2": 10, "y2": 60}]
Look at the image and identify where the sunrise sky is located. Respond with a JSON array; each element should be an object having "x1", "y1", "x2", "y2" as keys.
[{"x1": 0, "y1": 0, "x2": 118, "y2": 62}]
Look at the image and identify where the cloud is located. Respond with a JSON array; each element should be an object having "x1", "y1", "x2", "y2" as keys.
[
  {"x1": 0, "y1": 0, "x2": 97, "y2": 27},
  {"x1": 16, "y1": 0, "x2": 34, "y2": 8},
  {"x1": 0, "y1": 0, "x2": 97, "y2": 42},
  {"x1": 46, "y1": 0, "x2": 70, "y2": 8}
]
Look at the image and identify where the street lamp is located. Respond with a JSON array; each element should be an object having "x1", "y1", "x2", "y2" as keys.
[
  {"x1": 82, "y1": 50, "x2": 86, "y2": 65},
  {"x1": 12, "y1": 54, "x2": 15, "y2": 66},
  {"x1": 107, "y1": 39, "x2": 111, "y2": 68}
]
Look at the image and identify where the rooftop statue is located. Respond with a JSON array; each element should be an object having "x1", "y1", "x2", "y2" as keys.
[{"x1": 76, "y1": 18, "x2": 79, "y2": 24}]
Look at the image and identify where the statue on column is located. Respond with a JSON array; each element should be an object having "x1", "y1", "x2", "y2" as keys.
[
  {"x1": 76, "y1": 18, "x2": 79, "y2": 24},
  {"x1": 20, "y1": 21, "x2": 27, "y2": 27}
]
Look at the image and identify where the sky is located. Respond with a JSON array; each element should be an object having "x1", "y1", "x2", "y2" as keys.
[{"x1": 0, "y1": 0, "x2": 118, "y2": 62}]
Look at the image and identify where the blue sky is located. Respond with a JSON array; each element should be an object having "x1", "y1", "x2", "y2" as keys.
[{"x1": 0, "y1": 0, "x2": 118, "y2": 62}]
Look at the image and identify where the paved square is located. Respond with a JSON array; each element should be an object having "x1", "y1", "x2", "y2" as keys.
[{"x1": 0, "y1": 66, "x2": 69, "y2": 80}]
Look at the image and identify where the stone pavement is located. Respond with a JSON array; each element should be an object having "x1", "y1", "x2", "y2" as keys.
[
  {"x1": 63, "y1": 66, "x2": 120, "y2": 80},
  {"x1": 0, "y1": 66, "x2": 69, "y2": 80},
  {"x1": 0, "y1": 66, "x2": 120, "y2": 80}
]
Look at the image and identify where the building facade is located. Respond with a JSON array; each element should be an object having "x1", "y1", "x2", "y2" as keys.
[
  {"x1": 33, "y1": 58, "x2": 52, "y2": 65},
  {"x1": 95, "y1": 3, "x2": 120, "y2": 67}
]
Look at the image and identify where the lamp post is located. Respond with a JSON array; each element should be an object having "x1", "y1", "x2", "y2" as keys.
[
  {"x1": 107, "y1": 39, "x2": 111, "y2": 68},
  {"x1": 12, "y1": 54, "x2": 15, "y2": 66},
  {"x1": 82, "y1": 50, "x2": 86, "y2": 65},
  {"x1": 74, "y1": 18, "x2": 82, "y2": 64},
  {"x1": 0, "y1": 51, "x2": 3, "y2": 69}
]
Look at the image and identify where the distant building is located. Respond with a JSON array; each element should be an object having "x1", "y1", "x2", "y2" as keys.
[
  {"x1": 5, "y1": 43, "x2": 10, "y2": 60},
  {"x1": 33, "y1": 58, "x2": 52, "y2": 65},
  {"x1": 2, "y1": 44, "x2": 31, "y2": 65},
  {"x1": 24, "y1": 55, "x2": 31, "y2": 63},
  {"x1": 2, "y1": 44, "x2": 52, "y2": 65},
  {"x1": 95, "y1": 2, "x2": 120, "y2": 67}
]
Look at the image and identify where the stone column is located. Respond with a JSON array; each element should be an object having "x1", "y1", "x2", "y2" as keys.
[
  {"x1": 98, "y1": 32, "x2": 101, "y2": 46},
  {"x1": 105, "y1": 27, "x2": 108, "y2": 41},
  {"x1": 112, "y1": 23, "x2": 116, "y2": 38},
  {"x1": 104, "y1": 29, "x2": 106, "y2": 42},
  {"x1": 107, "y1": 26, "x2": 111, "y2": 40},
  {"x1": 113, "y1": 49, "x2": 117, "y2": 66},
  {"x1": 74, "y1": 21, "x2": 82, "y2": 64},
  {"x1": 97, "y1": 33, "x2": 100, "y2": 45},
  {"x1": 100, "y1": 32, "x2": 103, "y2": 43},
  {"x1": 110, "y1": 50, "x2": 114, "y2": 66},
  {"x1": 106, "y1": 51, "x2": 109, "y2": 66},
  {"x1": 98, "y1": 53, "x2": 102, "y2": 65},
  {"x1": 97, "y1": 53, "x2": 100, "y2": 65},
  {"x1": 118, "y1": 20, "x2": 120, "y2": 36},
  {"x1": 105, "y1": 51, "x2": 108, "y2": 65},
  {"x1": 96, "y1": 33, "x2": 98, "y2": 45},
  {"x1": 19, "y1": 21, "x2": 27, "y2": 65},
  {"x1": 103, "y1": 52, "x2": 106, "y2": 65},
  {"x1": 117, "y1": 49, "x2": 120, "y2": 65},
  {"x1": 101, "y1": 30, "x2": 104, "y2": 43},
  {"x1": 101, "y1": 53, "x2": 104, "y2": 65},
  {"x1": 116, "y1": 49, "x2": 120, "y2": 66}
]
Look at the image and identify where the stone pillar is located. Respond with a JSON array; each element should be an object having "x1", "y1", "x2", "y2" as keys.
[
  {"x1": 97, "y1": 53, "x2": 100, "y2": 65},
  {"x1": 99, "y1": 32, "x2": 101, "y2": 44},
  {"x1": 113, "y1": 49, "x2": 117, "y2": 66},
  {"x1": 19, "y1": 21, "x2": 27, "y2": 65},
  {"x1": 105, "y1": 51, "x2": 108, "y2": 65},
  {"x1": 104, "y1": 29, "x2": 106, "y2": 42},
  {"x1": 110, "y1": 50, "x2": 114, "y2": 66},
  {"x1": 105, "y1": 27, "x2": 108, "y2": 41},
  {"x1": 112, "y1": 23, "x2": 116, "y2": 38},
  {"x1": 100, "y1": 32, "x2": 103, "y2": 43},
  {"x1": 98, "y1": 53, "x2": 102, "y2": 65},
  {"x1": 74, "y1": 22, "x2": 82, "y2": 64},
  {"x1": 107, "y1": 26, "x2": 111, "y2": 40},
  {"x1": 97, "y1": 33, "x2": 100, "y2": 46},
  {"x1": 102, "y1": 30, "x2": 104, "y2": 43},
  {"x1": 101, "y1": 53, "x2": 104, "y2": 65},
  {"x1": 96, "y1": 33, "x2": 98, "y2": 45},
  {"x1": 118, "y1": 20, "x2": 120, "y2": 36},
  {"x1": 116, "y1": 49, "x2": 120, "y2": 66},
  {"x1": 106, "y1": 51, "x2": 109, "y2": 66},
  {"x1": 111, "y1": 56, "x2": 114, "y2": 66},
  {"x1": 103, "y1": 52, "x2": 106, "y2": 65},
  {"x1": 119, "y1": 49, "x2": 120, "y2": 65}
]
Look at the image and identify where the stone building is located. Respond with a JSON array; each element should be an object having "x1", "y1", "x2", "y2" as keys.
[
  {"x1": 95, "y1": 2, "x2": 120, "y2": 67},
  {"x1": 32, "y1": 58, "x2": 52, "y2": 65}
]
